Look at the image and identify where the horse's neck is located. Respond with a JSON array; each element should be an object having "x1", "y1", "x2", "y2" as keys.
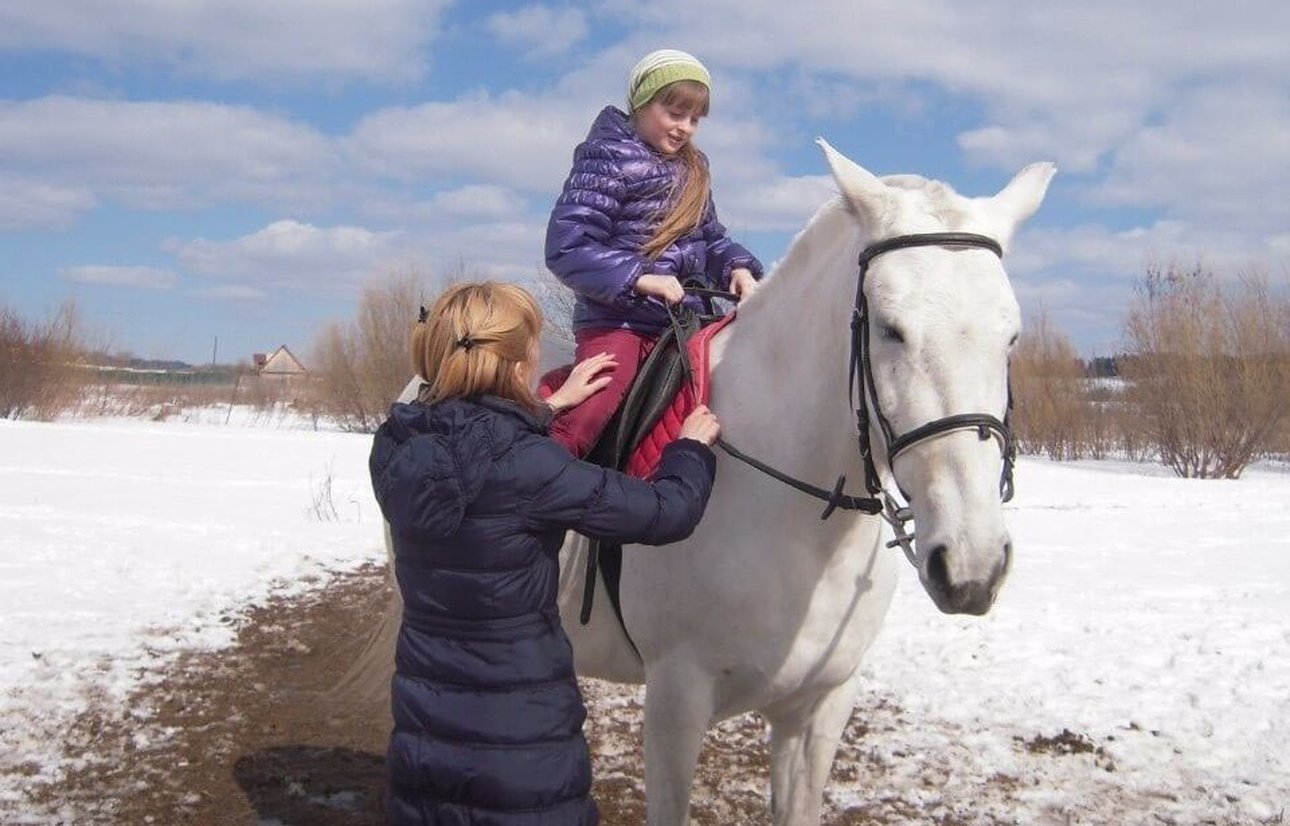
[{"x1": 714, "y1": 202, "x2": 871, "y2": 489}]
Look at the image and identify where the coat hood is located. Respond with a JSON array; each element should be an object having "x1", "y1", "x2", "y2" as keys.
[
  {"x1": 586, "y1": 105, "x2": 636, "y2": 144},
  {"x1": 369, "y1": 397, "x2": 546, "y2": 541}
]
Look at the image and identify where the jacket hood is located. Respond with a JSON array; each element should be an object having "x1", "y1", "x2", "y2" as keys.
[
  {"x1": 587, "y1": 105, "x2": 637, "y2": 145},
  {"x1": 369, "y1": 397, "x2": 545, "y2": 541}
]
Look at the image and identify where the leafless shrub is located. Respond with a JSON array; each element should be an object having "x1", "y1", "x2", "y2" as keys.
[
  {"x1": 308, "y1": 461, "x2": 340, "y2": 522},
  {"x1": 306, "y1": 264, "x2": 464, "y2": 432},
  {"x1": 1122, "y1": 262, "x2": 1290, "y2": 478},
  {"x1": 533, "y1": 266, "x2": 576, "y2": 347},
  {"x1": 1011, "y1": 311, "x2": 1090, "y2": 460},
  {"x1": 0, "y1": 300, "x2": 88, "y2": 420}
]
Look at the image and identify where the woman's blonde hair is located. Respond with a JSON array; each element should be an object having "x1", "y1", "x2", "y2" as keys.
[
  {"x1": 636, "y1": 79, "x2": 712, "y2": 261},
  {"x1": 411, "y1": 281, "x2": 543, "y2": 412}
]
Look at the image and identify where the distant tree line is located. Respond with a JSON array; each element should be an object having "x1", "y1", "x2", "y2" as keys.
[{"x1": 6, "y1": 258, "x2": 1286, "y2": 479}]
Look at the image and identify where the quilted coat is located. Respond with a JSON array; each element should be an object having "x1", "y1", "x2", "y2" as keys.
[
  {"x1": 545, "y1": 105, "x2": 764, "y2": 334},
  {"x1": 369, "y1": 395, "x2": 716, "y2": 824}
]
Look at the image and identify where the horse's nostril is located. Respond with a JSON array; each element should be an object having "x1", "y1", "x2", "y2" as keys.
[{"x1": 926, "y1": 544, "x2": 950, "y2": 590}]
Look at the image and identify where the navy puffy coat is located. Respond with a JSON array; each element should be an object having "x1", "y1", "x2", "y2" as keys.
[
  {"x1": 545, "y1": 106, "x2": 764, "y2": 334},
  {"x1": 369, "y1": 395, "x2": 716, "y2": 825}
]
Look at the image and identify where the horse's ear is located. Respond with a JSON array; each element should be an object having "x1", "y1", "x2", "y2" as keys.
[
  {"x1": 817, "y1": 138, "x2": 891, "y2": 229},
  {"x1": 990, "y1": 162, "x2": 1057, "y2": 232}
]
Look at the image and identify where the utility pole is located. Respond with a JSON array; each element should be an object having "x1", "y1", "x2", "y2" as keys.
[{"x1": 211, "y1": 335, "x2": 218, "y2": 367}]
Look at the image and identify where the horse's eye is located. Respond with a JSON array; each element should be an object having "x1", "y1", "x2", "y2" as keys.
[
  {"x1": 1008, "y1": 333, "x2": 1020, "y2": 347},
  {"x1": 879, "y1": 323, "x2": 905, "y2": 343}
]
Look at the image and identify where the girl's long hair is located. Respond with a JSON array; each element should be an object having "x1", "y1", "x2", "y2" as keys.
[
  {"x1": 410, "y1": 281, "x2": 543, "y2": 412},
  {"x1": 637, "y1": 79, "x2": 712, "y2": 261}
]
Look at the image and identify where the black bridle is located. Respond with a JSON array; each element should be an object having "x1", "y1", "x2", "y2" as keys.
[
  {"x1": 668, "y1": 232, "x2": 1018, "y2": 564},
  {"x1": 850, "y1": 232, "x2": 1017, "y2": 504}
]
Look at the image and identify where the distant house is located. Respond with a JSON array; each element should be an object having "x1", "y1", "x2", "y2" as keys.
[{"x1": 254, "y1": 345, "x2": 307, "y2": 378}]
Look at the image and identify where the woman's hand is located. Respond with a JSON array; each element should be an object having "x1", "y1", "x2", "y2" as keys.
[
  {"x1": 730, "y1": 268, "x2": 758, "y2": 301},
  {"x1": 634, "y1": 273, "x2": 685, "y2": 305},
  {"x1": 547, "y1": 352, "x2": 617, "y2": 413},
  {"x1": 678, "y1": 404, "x2": 720, "y2": 446}
]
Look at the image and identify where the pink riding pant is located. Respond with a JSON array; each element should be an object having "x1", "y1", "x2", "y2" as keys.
[{"x1": 549, "y1": 327, "x2": 657, "y2": 458}]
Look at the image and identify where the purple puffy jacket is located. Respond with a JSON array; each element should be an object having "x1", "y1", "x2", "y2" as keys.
[{"x1": 545, "y1": 106, "x2": 764, "y2": 334}]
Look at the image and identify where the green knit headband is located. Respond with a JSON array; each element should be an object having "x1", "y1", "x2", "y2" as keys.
[{"x1": 628, "y1": 49, "x2": 711, "y2": 111}]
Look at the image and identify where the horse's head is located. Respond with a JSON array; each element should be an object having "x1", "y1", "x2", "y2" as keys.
[{"x1": 819, "y1": 140, "x2": 1055, "y2": 615}]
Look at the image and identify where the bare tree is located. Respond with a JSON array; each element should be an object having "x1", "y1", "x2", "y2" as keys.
[
  {"x1": 1011, "y1": 310, "x2": 1089, "y2": 459},
  {"x1": 0, "y1": 299, "x2": 87, "y2": 420},
  {"x1": 307, "y1": 263, "x2": 477, "y2": 432},
  {"x1": 1123, "y1": 261, "x2": 1290, "y2": 478}
]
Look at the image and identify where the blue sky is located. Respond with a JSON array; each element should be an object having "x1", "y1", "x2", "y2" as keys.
[{"x1": 2, "y1": 1, "x2": 1287, "y2": 364}]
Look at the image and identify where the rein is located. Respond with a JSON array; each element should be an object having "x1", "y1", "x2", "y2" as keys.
[
  {"x1": 670, "y1": 232, "x2": 1018, "y2": 567},
  {"x1": 666, "y1": 291, "x2": 883, "y2": 520}
]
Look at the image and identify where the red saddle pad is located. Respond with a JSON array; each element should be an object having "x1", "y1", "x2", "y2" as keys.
[
  {"x1": 539, "y1": 313, "x2": 736, "y2": 479},
  {"x1": 624, "y1": 313, "x2": 734, "y2": 478}
]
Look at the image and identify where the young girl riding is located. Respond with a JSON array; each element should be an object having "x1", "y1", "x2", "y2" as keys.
[
  {"x1": 545, "y1": 48, "x2": 764, "y2": 457},
  {"x1": 369, "y1": 281, "x2": 721, "y2": 824}
]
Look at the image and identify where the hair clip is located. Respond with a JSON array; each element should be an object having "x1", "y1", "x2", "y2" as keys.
[
  {"x1": 455, "y1": 336, "x2": 475, "y2": 351},
  {"x1": 417, "y1": 306, "x2": 428, "y2": 323}
]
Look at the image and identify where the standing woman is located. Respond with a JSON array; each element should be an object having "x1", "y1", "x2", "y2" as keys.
[{"x1": 369, "y1": 281, "x2": 720, "y2": 824}]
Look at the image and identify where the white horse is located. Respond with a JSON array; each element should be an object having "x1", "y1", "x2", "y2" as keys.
[
  {"x1": 370, "y1": 141, "x2": 1054, "y2": 824},
  {"x1": 556, "y1": 140, "x2": 1054, "y2": 825}
]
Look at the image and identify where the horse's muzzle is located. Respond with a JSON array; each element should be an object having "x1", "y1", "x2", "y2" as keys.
[{"x1": 924, "y1": 541, "x2": 1011, "y2": 616}]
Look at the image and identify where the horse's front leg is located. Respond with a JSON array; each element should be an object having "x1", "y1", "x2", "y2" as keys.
[
  {"x1": 765, "y1": 678, "x2": 858, "y2": 826},
  {"x1": 643, "y1": 659, "x2": 714, "y2": 826}
]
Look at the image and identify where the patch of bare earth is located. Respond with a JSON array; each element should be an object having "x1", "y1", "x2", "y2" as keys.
[{"x1": 22, "y1": 567, "x2": 1039, "y2": 824}]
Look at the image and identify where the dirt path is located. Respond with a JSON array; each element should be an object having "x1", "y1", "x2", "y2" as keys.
[{"x1": 22, "y1": 567, "x2": 1012, "y2": 825}]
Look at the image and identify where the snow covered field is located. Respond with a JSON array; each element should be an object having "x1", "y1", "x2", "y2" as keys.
[{"x1": 1, "y1": 413, "x2": 1287, "y2": 823}]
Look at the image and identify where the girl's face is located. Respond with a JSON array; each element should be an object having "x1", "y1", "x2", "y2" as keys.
[{"x1": 634, "y1": 99, "x2": 703, "y2": 155}]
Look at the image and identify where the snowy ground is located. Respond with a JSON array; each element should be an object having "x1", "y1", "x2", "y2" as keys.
[
  {"x1": 0, "y1": 409, "x2": 384, "y2": 814},
  {"x1": 1, "y1": 412, "x2": 1287, "y2": 823}
]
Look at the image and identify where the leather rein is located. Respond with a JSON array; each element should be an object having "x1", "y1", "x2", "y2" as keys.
[{"x1": 672, "y1": 231, "x2": 1017, "y2": 566}]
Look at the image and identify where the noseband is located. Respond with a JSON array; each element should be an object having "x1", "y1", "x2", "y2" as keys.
[{"x1": 848, "y1": 233, "x2": 1018, "y2": 554}]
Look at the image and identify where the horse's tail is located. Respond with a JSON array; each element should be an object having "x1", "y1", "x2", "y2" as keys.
[
  {"x1": 559, "y1": 531, "x2": 648, "y2": 684},
  {"x1": 323, "y1": 522, "x2": 399, "y2": 726}
]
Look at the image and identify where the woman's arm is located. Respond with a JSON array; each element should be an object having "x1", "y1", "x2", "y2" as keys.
[
  {"x1": 525, "y1": 406, "x2": 719, "y2": 544},
  {"x1": 525, "y1": 437, "x2": 717, "y2": 545}
]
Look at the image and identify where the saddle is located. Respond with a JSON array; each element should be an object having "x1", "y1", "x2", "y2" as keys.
[{"x1": 539, "y1": 310, "x2": 736, "y2": 645}]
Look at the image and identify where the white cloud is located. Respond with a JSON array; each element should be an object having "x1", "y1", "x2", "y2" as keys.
[
  {"x1": 347, "y1": 93, "x2": 591, "y2": 193},
  {"x1": 173, "y1": 220, "x2": 408, "y2": 288},
  {"x1": 0, "y1": 0, "x2": 447, "y2": 83},
  {"x1": 1088, "y1": 84, "x2": 1290, "y2": 235},
  {"x1": 717, "y1": 174, "x2": 836, "y2": 233},
  {"x1": 61, "y1": 265, "x2": 177, "y2": 289},
  {"x1": 0, "y1": 97, "x2": 337, "y2": 212},
  {"x1": 599, "y1": 2, "x2": 1290, "y2": 173},
  {"x1": 486, "y1": 5, "x2": 588, "y2": 58},
  {"x1": 193, "y1": 285, "x2": 267, "y2": 301},
  {"x1": 429, "y1": 185, "x2": 529, "y2": 218},
  {"x1": 0, "y1": 176, "x2": 96, "y2": 229}
]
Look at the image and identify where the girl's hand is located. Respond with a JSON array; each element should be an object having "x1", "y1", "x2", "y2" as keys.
[
  {"x1": 678, "y1": 404, "x2": 720, "y2": 446},
  {"x1": 547, "y1": 352, "x2": 617, "y2": 413},
  {"x1": 730, "y1": 268, "x2": 758, "y2": 301},
  {"x1": 635, "y1": 274, "x2": 685, "y2": 305}
]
